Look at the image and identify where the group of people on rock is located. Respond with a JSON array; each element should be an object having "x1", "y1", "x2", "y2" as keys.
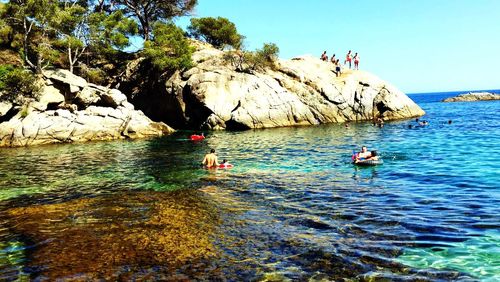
[{"x1": 320, "y1": 50, "x2": 360, "y2": 76}]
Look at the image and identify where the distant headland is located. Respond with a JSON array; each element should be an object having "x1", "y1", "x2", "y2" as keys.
[{"x1": 442, "y1": 92, "x2": 500, "y2": 102}]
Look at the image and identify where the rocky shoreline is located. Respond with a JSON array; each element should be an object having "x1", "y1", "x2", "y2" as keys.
[
  {"x1": 0, "y1": 43, "x2": 426, "y2": 148},
  {"x1": 442, "y1": 92, "x2": 500, "y2": 102},
  {"x1": 0, "y1": 69, "x2": 173, "y2": 147}
]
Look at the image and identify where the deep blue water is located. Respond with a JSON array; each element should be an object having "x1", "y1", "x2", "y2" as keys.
[{"x1": 0, "y1": 90, "x2": 498, "y2": 281}]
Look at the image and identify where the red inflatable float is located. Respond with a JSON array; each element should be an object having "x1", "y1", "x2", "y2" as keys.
[{"x1": 190, "y1": 134, "x2": 205, "y2": 141}]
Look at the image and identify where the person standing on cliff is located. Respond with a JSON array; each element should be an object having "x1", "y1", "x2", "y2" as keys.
[
  {"x1": 344, "y1": 50, "x2": 352, "y2": 69},
  {"x1": 335, "y1": 59, "x2": 342, "y2": 77},
  {"x1": 330, "y1": 54, "x2": 336, "y2": 64},
  {"x1": 320, "y1": 51, "x2": 328, "y2": 61},
  {"x1": 353, "y1": 52, "x2": 360, "y2": 70}
]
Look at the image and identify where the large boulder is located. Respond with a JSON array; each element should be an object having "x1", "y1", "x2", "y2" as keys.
[
  {"x1": 43, "y1": 69, "x2": 88, "y2": 89},
  {"x1": 31, "y1": 85, "x2": 65, "y2": 111},
  {"x1": 74, "y1": 86, "x2": 101, "y2": 108},
  {"x1": 101, "y1": 89, "x2": 127, "y2": 108},
  {"x1": 124, "y1": 45, "x2": 425, "y2": 130},
  {"x1": 0, "y1": 106, "x2": 174, "y2": 147}
]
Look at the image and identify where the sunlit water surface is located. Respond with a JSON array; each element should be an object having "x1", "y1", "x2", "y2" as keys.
[{"x1": 0, "y1": 92, "x2": 498, "y2": 281}]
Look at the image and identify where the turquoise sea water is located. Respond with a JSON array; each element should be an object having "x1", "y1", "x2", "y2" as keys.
[{"x1": 0, "y1": 90, "x2": 498, "y2": 280}]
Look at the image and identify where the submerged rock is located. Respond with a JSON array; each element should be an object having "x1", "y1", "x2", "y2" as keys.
[
  {"x1": 123, "y1": 44, "x2": 424, "y2": 130},
  {"x1": 3, "y1": 191, "x2": 221, "y2": 280},
  {"x1": 442, "y1": 92, "x2": 500, "y2": 102}
]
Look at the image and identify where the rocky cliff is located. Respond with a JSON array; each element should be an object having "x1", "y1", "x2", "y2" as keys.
[
  {"x1": 0, "y1": 69, "x2": 173, "y2": 147},
  {"x1": 122, "y1": 43, "x2": 425, "y2": 130},
  {"x1": 442, "y1": 92, "x2": 500, "y2": 102}
]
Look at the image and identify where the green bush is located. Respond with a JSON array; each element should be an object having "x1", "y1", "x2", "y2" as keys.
[
  {"x1": 188, "y1": 17, "x2": 243, "y2": 49},
  {"x1": 81, "y1": 67, "x2": 107, "y2": 85},
  {"x1": 0, "y1": 65, "x2": 40, "y2": 103},
  {"x1": 143, "y1": 22, "x2": 194, "y2": 72},
  {"x1": 0, "y1": 64, "x2": 14, "y2": 90},
  {"x1": 223, "y1": 43, "x2": 280, "y2": 72}
]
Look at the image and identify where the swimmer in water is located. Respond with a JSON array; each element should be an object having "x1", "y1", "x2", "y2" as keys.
[
  {"x1": 202, "y1": 149, "x2": 219, "y2": 168},
  {"x1": 219, "y1": 159, "x2": 233, "y2": 168}
]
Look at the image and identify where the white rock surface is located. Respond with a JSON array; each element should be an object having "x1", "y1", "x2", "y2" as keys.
[
  {"x1": 0, "y1": 70, "x2": 174, "y2": 147},
  {"x1": 153, "y1": 47, "x2": 425, "y2": 130},
  {"x1": 0, "y1": 106, "x2": 173, "y2": 147},
  {"x1": 43, "y1": 69, "x2": 88, "y2": 88},
  {"x1": 0, "y1": 101, "x2": 13, "y2": 118}
]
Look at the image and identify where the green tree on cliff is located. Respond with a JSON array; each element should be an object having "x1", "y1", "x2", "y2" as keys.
[
  {"x1": 51, "y1": 0, "x2": 88, "y2": 73},
  {"x1": 1, "y1": 0, "x2": 139, "y2": 73},
  {"x1": 0, "y1": 65, "x2": 40, "y2": 103},
  {"x1": 52, "y1": 0, "x2": 139, "y2": 72},
  {"x1": 0, "y1": 3, "x2": 14, "y2": 47},
  {"x1": 3, "y1": 0, "x2": 60, "y2": 73},
  {"x1": 187, "y1": 17, "x2": 243, "y2": 49},
  {"x1": 143, "y1": 22, "x2": 194, "y2": 71},
  {"x1": 53, "y1": 6, "x2": 138, "y2": 73},
  {"x1": 111, "y1": 0, "x2": 197, "y2": 40},
  {"x1": 86, "y1": 10, "x2": 138, "y2": 58}
]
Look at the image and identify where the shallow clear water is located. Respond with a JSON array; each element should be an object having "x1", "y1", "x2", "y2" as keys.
[{"x1": 0, "y1": 91, "x2": 498, "y2": 280}]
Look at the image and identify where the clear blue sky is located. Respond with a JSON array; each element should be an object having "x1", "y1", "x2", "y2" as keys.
[{"x1": 177, "y1": 0, "x2": 500, "y2": 93}]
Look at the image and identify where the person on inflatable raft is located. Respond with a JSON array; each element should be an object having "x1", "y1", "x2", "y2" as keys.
[{"x1": 353, "y1": 146, "x2": 379, "y2": 164}]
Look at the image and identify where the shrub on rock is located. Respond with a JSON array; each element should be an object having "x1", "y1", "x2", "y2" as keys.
[{"x1": 0, "y1": 65, "x2": 40, "y2": 103}]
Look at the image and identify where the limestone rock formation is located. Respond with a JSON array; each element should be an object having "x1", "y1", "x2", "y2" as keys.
[
  {"x1": 0, "y1": 70, "x2": 173, "y2": 147},
  {"x1": 442, "y1": 92, "x2": 500, "y2": 102},
  {"x1": 31, "y1": 85, "x2": 66, "y2": 111},
  {"x1": 0, "y1": 101, "x2": 12, "y2": 118},
  {"x1": 123, "y1": 44, "x2": 424, "y2": 130}
]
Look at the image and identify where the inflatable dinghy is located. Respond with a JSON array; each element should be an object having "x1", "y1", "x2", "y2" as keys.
[
  {"x1": 353, "y1": 159, "x2": 383, "y2": 166},
  {"x1": 190, "y1": 134, "x2": 205, "y2": 141}
]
